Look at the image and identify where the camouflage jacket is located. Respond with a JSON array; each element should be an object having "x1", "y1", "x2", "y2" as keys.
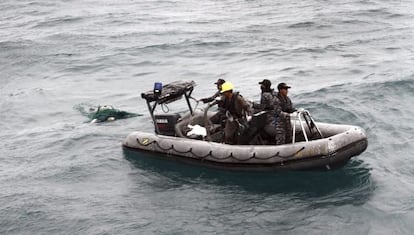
[
  {"x1": 252, "y1": 91, "x2": 291, "y2": 124},
  {"x1": 275, "y1": 92, "x2": 296, "y2": 113}
]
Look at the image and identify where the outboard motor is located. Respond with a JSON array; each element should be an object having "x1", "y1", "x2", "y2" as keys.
[{"x1": 154, "y1": 113, "x2": 181, "y2": 136}]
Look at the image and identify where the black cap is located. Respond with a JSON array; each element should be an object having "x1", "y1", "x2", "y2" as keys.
[
  {"x1": 214, "y1": 79, "x2": 226, "y2": 85},
  {"x1": 277, "y1": 82, "x2": 291, "y2": 90},
  {"x1": 258, "y1": 79, "x2": 272, "y2": 88}
]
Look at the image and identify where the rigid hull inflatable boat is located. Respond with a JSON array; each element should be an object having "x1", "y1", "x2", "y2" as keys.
[{"x1": 122, "y1": 81, "x2": 368, "y2": 171}]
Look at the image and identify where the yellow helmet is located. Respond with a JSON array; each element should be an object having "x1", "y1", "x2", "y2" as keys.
[{"x1": 220, "y1": 81, "x2": 234, "y2": 93}]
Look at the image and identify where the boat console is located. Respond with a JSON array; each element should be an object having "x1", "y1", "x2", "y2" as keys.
[{"x1": 142, "y1": 80, "x2": 196, "y2": 135}]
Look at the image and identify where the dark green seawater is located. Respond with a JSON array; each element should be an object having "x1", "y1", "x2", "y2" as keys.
[{"x1": 1, "y1": 0, "x2": 414, "y2": 234}]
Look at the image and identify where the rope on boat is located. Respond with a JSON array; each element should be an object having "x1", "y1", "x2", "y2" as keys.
[{"x1": 135, "y1": 137, "x2": 305, "y2": 161}]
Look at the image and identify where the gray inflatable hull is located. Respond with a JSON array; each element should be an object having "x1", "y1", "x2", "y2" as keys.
[{"x1": 122, "y1": 122, "x2": 367, "y2": 171}]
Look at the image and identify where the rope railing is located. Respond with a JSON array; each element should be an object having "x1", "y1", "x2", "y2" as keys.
[{"x1": 135, "y1": 137, "x2": 306, "y2": 162}]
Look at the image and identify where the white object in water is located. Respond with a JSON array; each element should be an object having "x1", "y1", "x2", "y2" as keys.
[{"x1": 100, "y1": 105, "x2": 114, "y2": 110}]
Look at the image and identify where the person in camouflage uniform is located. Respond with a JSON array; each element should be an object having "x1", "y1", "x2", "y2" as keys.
[
  {"x1": 220, "y1": 82, "x2": 251, "y2": 145},
  {"x1": 200, "y1": 78, "x2": 226, "y2": 125},
  {"x1": 252, "y1": 79, "x2": 291, "y2": 145},
  {"x1": 275, "y1": 83, "x2": 297, "y2": 144},
  {"x1": 252, "y1": 80, "x2": 277, "y2": 139},
  {"x1": 200, "y1": 78, "x2": 225, "y2": 104}
]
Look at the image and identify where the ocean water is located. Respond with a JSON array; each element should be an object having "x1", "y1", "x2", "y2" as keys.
[{"x1": 1, "y1": 0, "x2": 414, "y2": 234}]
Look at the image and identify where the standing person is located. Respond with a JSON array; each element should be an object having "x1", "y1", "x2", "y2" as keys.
[
  {"x1": 252, "y1": 79, "x2": 278, "y2": 140},
  {"x1": 276, "y1": 83, "x2": 296, "y2": 113},
  {"x1": 275, "y1": 82, "x2": 297, "y2": 144},
  {"x1": 200, "y1": 78, "x2": 226, "y2": 125},
  {"x1": 220, "y1": 82, "x2": 251, "y2": 145},
  {"x1": 200, "y1": 79, "x2": 225, "y2": 104},
  {"x1": 253, "y1": 79, "x2": 289, "y2": 145}
]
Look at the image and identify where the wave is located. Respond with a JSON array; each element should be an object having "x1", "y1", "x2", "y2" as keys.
[
  {"x1": 0, "y1": 39, "x2": 35, "y2": 50},
  {"x1": 124, "y1": 149, "x2": 374, "y2": 205},
  {"x1": 352, "y1": 7, "x2": 406, "y2": 19},
  {"x1": 293, "y1": 77, "x2": 414, "y2": 126},
  {"x1": 288, "y1": 21, "x2": 316, "y2": 29},
  {"x1": 138, "y1": 39, "x2": 232, "y2": 51},
  {"x1": 31, "y1": 16, "x2": 85, "y2": 28}
]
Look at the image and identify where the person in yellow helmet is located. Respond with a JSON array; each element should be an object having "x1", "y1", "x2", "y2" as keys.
[{"x1": 220, "y1": 82, "x2": 251, "y2": 144}]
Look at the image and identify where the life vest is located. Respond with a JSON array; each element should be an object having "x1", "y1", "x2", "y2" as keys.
[{"x1": 223, "y1": 92, "x2": 240, "y2": 118}]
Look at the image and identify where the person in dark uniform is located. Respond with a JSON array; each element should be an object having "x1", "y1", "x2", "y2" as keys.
[
  {"x1": 200, "y1": 79, "x2": 225, "y2": 104},
  {"x1": 253, "y1": 79, "x2": 289, "y2": 145},
  {"x1": 275, "y1": 82, "x2": 297, "y2": 144},
  {"x1": 276, "y1": 83, "x2": 296, "y2": 113},
  {"x1": 220, "y1": 81, "x2": 251, "y2": 145},
  {"x1": 200, "y1": 78, "x2": 226, "y2": 125},
  {"x1": 252, "y1": 79, "x2": 278, "y2": 139}
]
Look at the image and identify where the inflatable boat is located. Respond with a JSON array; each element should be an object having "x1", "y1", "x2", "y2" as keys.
[{"x1": 122, "y1": 81, "x2": 368, "y2": 171}]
